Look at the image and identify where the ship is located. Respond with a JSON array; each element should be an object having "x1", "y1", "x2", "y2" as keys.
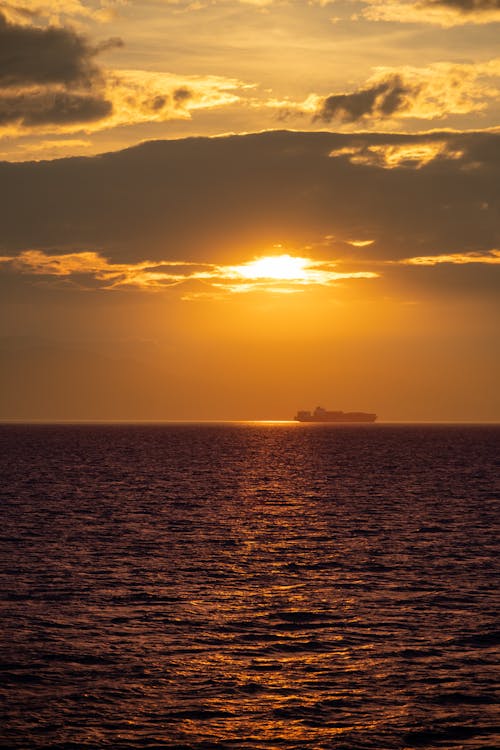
[{"x1": 294, "y1": 406, "x2": 377, "y2": 423}]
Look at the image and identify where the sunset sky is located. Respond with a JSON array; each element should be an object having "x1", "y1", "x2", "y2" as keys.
[{"x1": 1, "y1": 0, "x2": 499, "y2": 421}]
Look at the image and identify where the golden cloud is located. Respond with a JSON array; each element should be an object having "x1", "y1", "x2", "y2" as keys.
[
  {"x1": 329, "y1": 141, "x2": 465, "y2": 169},
  {"x1": 358, "y1": 0, "x2": 500, "y2": 27},
  {"x1": 0, "y1": 249, "x2": 379, "y2": 295},
  {"x1": 0, "y1": 0, "x2": 279, "y2": 28},
  {"x1": 0, "y1": 1, "x2": 117, "y2": 25},
  {"x1": 0, "y1": 7, "x2": 248, "y2": 137},
  {"x1": 102, "y1": 69, "x2": 245, "y2": 129},
  {"x1": 399, "y1": 250, "x2": 500, "y2": 265},
  {"x1": 314, "y1": 59, "x2": 500, "y2": 125},
  {"x1": 0, "y1": 69, "x2": 246, "y2": 137}
]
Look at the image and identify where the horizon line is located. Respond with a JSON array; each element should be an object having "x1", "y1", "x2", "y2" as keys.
[{"x1": 1, "y1": 419, "x2": 499, "y2": 426}]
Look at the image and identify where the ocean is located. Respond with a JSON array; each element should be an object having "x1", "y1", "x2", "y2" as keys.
[{"x1": 0, "y1": 423, "x2": 498, "y2": 749}]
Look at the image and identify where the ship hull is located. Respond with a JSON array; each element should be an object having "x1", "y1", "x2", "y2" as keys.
[
  {"x1": 295, "y1": 415, "x2": 377, "y2": 423},
  {"x1": 294, "y1": 408, "x2": 377, "y2": 423}
]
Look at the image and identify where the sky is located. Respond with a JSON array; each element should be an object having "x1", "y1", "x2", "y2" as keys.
[{"x1": 0, "y1": 0, "x2": 499, "y2": 421}]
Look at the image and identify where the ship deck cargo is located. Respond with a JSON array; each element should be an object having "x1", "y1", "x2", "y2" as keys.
[{"x1": 295, "y1": 406, "x2": 377, "y2": 423}]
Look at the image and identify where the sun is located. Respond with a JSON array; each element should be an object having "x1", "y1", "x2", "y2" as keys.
[
  {"x1": 204, "y1": 252, "x2": 378, "y2": 296},
  {"x1": 230, "y1": 254, "x2": 312, "y2": 281}
]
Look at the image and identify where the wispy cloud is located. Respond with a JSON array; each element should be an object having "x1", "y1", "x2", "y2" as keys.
[
  {"x1": 100, "y1": 69, "x2": 245, "y2": 130},
  {"x1": 358, "y1": 0, "x2": 500, "y2": 27},
  {"x1": 398, "y1": 249, "x2": 500, "y2": 265},
  {"x1": 0, "y1": 250, "x2": 379, "y2": 296},
  {"x1": 346, "y1": 240, "x2": 375, "y2": 247},
  {"x1": 0, "y1": 2, "x2": 117, "y2": 26},
  {"x1": 328, "y1": 140, "x2": 465, "y2": 168}
]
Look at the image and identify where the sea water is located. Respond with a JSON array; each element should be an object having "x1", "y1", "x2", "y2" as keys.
[{"x1": 0, "y1": 423, "x2": 498, "y2": 749}]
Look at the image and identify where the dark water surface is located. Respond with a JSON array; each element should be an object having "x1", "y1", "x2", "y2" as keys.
[{"x1": 0, "y1": 423, "x2": 498, "y2": 749}]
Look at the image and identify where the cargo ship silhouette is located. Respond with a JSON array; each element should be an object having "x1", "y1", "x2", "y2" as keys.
[{"x1": 294, "y1": 406, "x2": 377, "y2": 423}]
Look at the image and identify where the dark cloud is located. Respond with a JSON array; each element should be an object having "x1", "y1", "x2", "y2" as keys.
[
  {"x1": 150, "y1": 95, "x2": 168, "y2": 111},
  {"x1": 0, "y1": 91, "x2": 112, "y2": 126},
  {"x1": 425, "y1": 0, "x2": 500, "y2": 11},
  {"x1": 173, "y1": 88, "x2": 192, "y2": 105},
  {"x1": 0, "y1": 130, "x2": 498, "y2": 269},
  {"x1": 143, "y1": 89, "x2": 192, "y2": 114},
  {"x1": 95, "y1": 37, "x2": 124, "y2": 55},
  {"x1": 0, "y1": 12, "x2": 119, "y2": 129},
  {"x1": 0, "y1": 12, "x2": 118, "y2": 88},
  {"x1": 314, "y1": 76, "x2": 419, "y2": 123}
]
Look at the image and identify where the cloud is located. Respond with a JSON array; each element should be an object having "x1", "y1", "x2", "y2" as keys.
[
  {"x1": 0, "y1": 249, "x2": 379, "y2": 296},
  {"x1": 98, "y1": 69, "x2": 244, "y2": 132},
  {"x1": 0, "y1": 71, "x2": 244, "y2": 135},
  {"x1": 0, "y1": 11, "x2": 120, "y2": 129},
  {"x1": 313, "y1": 60, "x2": 500, "y2": 124},
  {"x1": 0, "y1": 2, "x2": 116, "y2": 26},
  {"x1": 0, "y1": 12, "x2": 117, "y2": 87},
  {"x1": 0, "y1": 91, "x2": 113, "y2": 126},
  {"x1": 359, "y1": 0, "x2": 500, "y2": 27},
  {"x1": 436, "y1": 0, "x2": 500, "y2": 8},
  {"x1": 315, "y1": 75, "x2": 419, "y2": 123},
  {"x1": 7, "y1": 0, "x2": 498, "y2": 29},
  {"x1": 0, "y1": 130, "x2": 498, "y2": 279},
  {"x1": 398, "y1": 249, "x2": 500, "y2": 265},
  {"x1": 328, "y1": 141, "x2": 465, "y2": 168},
  {"x1": 0, "y1": 11, "x2": 244, "y2": 135}
]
